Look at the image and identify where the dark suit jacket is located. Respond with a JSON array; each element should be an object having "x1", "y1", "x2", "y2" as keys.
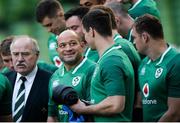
[{"x1": 5, "y1": 67, "x2": 52, "y2": 122}]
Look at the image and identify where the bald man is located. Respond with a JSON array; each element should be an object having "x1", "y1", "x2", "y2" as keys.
[{"x1": 48, "y1": 30, "x2": 96, "y2": 122}]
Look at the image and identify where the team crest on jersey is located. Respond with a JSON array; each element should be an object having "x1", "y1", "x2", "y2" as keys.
[
  {"x1": 155, "y1": 68, "x2": 163, "y2": 78},
  {"x1": 142, "y1": 83, "x2": 149, "y2": 98},
  {"x1": 72, "y1": 76, "x2": 81, "y2": 86}
]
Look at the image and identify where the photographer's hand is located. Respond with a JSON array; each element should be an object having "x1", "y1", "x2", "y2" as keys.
[{"x1": 70, "y1": 99, "x2": 86, "y2": 114}]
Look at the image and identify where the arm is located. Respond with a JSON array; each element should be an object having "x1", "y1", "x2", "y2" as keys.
[
  {"x1": 158, "y1": 97, "x2": 180, "y2": 122},
  {"x1": 71, "y1": 95, "x2": 125, "y2": 116}
]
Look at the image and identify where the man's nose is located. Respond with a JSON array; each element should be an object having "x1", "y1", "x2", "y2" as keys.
[{"x1": 17, "y1": 54, "x2": 24, "y2": 61}]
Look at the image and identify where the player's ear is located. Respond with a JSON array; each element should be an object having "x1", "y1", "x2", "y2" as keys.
[
  {"x1": 142, "y1": 32, "x2": 150, "y2": 43},
  {"x1": 89, "y1": 27, "x2": 95, "y2": 38}
]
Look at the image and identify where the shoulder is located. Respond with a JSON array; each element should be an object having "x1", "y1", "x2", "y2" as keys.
[
  {"x1": 0, "y1": 73, "x2": 9, "y2": 83},
  {"x1": 37, "y1": 67, "x2": 53, "y2": 78},
  {"x1": 167, "y1": 53, "x2": 180, "y2": 72}
]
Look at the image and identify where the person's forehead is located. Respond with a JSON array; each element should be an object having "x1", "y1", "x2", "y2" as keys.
[
  {"x1": 66, "y1": 16, "x2": 81, "y2": 26},
  {"x1": 42, "y1": 16, "x2": 54, "y2": 25},
  {"x1": 58, "y1": 31, "x2": 79, "y2": 42}
]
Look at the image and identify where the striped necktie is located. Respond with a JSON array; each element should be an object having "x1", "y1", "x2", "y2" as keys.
[{"x1": 13, "y1": 76, "x2": 27, "y2": 122}]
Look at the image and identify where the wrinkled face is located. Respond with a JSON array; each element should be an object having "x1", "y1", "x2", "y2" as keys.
[
  {"x1": 80, "y1": 0, "x2": 99, "y2": 8},
  {"x1": 56, "y1": 32, "x2": 83, "y2": 65},
  {"x1": 11, "y1": 39, "x2": 39, "y2": 76},
  {"x1": 66, "y1": 16, "x2": 84, "y2": 40},
  {"x1": 42, "y1": 11, "x2": 66, "y2": 35},
  {"x1": 1, "y1": 54, "x2": 14, "y2": 71},
  {"x1": 132, "y1": 27, "x2": 146, "y2": 54},
  {"x1": 82, "y1": 26, "x2": 96, "y2": 50}
]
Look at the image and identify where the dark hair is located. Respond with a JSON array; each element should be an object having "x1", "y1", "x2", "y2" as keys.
[
  {"x1": 91, "y1": 5, "x2": 117, "y2": 29},
  {"x1": 105, "y1": 2, "x2": 128, "y2": 18},
  {"x1": 36, "y1": 0, "x2": 63, "y2": 23},
  {"x1": 64, "y1": 6, "x2": 89, "y2": 21},
  {"x1": 134, "y1": 14, "x2": 164, "y2": 39},
  {"x1": 0, "y1": 36, "x2": 14, "y2": 56},
  {"x1": 82, "y1": 9, "x2": 112, "y2": 37}
]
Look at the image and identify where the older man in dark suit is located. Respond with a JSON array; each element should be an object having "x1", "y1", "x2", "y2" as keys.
[{"x1": 5, "y1": 35, "x2": 52, "y2": 122}]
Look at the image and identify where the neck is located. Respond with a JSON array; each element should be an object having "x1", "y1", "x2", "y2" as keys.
[
  {"x1": 64, "y1": 57, "x2": 83, "y2": 71},
  {"x1": 95, "y1": 35, "x2": 114, "y2": 57},
  {"x1": 124, "y1": 17, "x2": 134, "y2": 37},
  {"x1": 147, "y1": 39, "x2": 168, "y2": 61},
  {"x1": 112, "y1": 29, "x2": 119, "y2": 37}
]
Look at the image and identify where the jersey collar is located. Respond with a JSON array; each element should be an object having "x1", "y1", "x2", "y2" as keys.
[
  {"x1": 129, "y1": 0, "x2": 142, "y2": 11},
  {"x1": 97, "y1": 44, "x2": 122, "y2": 63},
  {"x1": 61, "y1": 57, "x2": 87, "y2": 76},
  {"x1": 147, "y1": 46, "x2": 172, "y2": 66}
]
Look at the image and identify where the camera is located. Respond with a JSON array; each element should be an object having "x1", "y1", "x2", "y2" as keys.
[{"x1": 52, "y1": 84, "x2": 78, "y2": 106}]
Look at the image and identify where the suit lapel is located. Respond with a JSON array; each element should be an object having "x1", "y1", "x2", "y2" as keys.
[{"x1": 22, "y1": 68, "x2": 42, "y2": 118}]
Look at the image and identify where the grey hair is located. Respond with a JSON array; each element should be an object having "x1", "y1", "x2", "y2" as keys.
[{"x1": 10, "y1": 35, "x2": 40, "y2": 55}]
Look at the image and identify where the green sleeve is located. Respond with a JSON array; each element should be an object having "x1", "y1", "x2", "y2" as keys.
[
  {"x1": 0, "y1": 74, "x2": 12, "y2": 116},
  {"x1": 48, "y1": 34, "x2": 61, "y2": 67},
  {"x1": 101, "y1": 56, "x2": 126, "y2": 96},
  {"x1": 37, "y1": 60, "x2": 58, "y2": 73},
  {"x1": 167, "y1": 54, "x2": 180, "y2": 97},
  {"x1": 83, "y1": 63, "x2": 96, "y2": 101}
]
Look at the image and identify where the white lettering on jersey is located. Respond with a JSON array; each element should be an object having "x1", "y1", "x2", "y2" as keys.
[{"x1": 142, "y1": 98, "x2": 157, "y2": 105}]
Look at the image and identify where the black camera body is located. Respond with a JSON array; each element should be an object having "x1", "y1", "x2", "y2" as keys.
[{"x1": 52, "y1": 84, "x2": 78, "y2": 106}]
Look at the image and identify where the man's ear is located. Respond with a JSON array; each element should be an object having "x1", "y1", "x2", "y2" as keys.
[
  {"x1": 142, "y1": 32, "x2": 150, "y2": 43},
  {"x1": 89, "y1": 27, "x2": 95, "y2": 38},
  {"x1": 80, "y1": 41, "x2": 87, "y2": 49},
  {"x1": 57, "y1": 10, "x2": 64, "y2": 17},
  {"x1": 115, "y1": 16, "x2": 121, "y2": 25}
]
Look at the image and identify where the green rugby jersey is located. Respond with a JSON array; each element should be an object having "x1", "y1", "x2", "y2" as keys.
[
  {"x1": 48, "y1": 34, "x2": 62, "y2": 67},
  {"x1": 90, "y1": 44, "x2": 135, "y2": 122},
  {"x1": 128, "y1": 0, "x2": 161, "y2": 20},
  {"x1": 113, "y1": 33, "x2": 141, "y2": 74},
  {"x1": 84, "y1": 47, "x2": 99, "y2": 62},
  {"x1": 48, "y1": 57, "x2": 96, "y2": 121},
  {"x1": 0, "y1": 73, "x2": 12, "y2": 116},
  {"x1": 138, "y1": 47, "x2": 180, "y2": 121}
]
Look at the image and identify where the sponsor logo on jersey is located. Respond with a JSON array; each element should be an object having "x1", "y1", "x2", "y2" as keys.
[
  {"x1": 58, "y1": 105, "x2": 68, "y2": 115},
  {"x1": 53, "y1": 56, "x2": 62, "y2": 67},
  {"x1": 142, "y1": 98, "x2": 157, "y2": 105},
  {"x1": 72, "y1": 76, "x2": 81, "y2": 86},
  {"x1": 155, "y1": 68, "x2": 163, "y2": 78},
  {"x1": 142, "y1": 83, "x2": 157, "y2": 105},
  {"x1": 58, "y1": 109, "x2": 68, "y2": 115},
  {"x1": 142, "y1": 83, "x2": 149, "y2": 98}
]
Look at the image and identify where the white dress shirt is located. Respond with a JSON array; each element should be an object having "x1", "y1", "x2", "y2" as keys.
[{"x1": 12, "y1": 66, "x2": 38, "y2": 114}]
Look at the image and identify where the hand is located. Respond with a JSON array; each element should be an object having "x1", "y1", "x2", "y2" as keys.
[{"x1": 70, "y1": 99, "x2": 86, "y2": 114}]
